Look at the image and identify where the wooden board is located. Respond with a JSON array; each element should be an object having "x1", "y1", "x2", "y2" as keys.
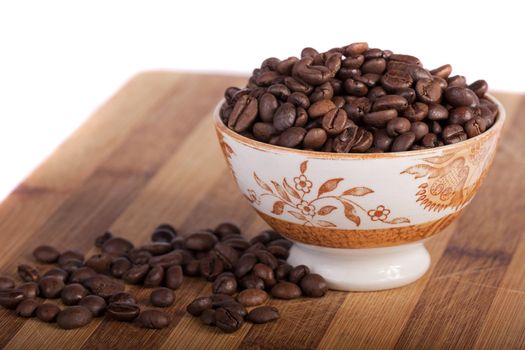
[{"x1": 0, "y1": 71, "x2": 524, "y2": 350}]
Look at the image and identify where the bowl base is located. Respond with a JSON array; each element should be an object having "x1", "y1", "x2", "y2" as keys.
[{"x1": 287, "y1": 241, "x2": 430, "y2": 291}]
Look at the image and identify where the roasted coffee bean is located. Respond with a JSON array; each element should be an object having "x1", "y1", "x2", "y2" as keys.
[
  {"x1": 268, "y1": 83, "x2": 291, "y2": 100},
  {"x1": 259, "y1": 93, "x2": 279, "y2": 122},
  {"x1": 444, "y1": 87, "x2": 479, "y2": 107},
  {"x1": 36, "y1": 303, "x2": 61, "y2": 322},
  {"x1": 284, "y1": 77, "x2": 313, "y2": 95},
  {"x1": 275, "y1": 263, "x2": 293, "y2": 281},
  {"x1": 404, "y1": 102, "x2": 429, "y2": 122},
  {"x1": 372, "y1": 95, "x2": 408, "y2": 112},
  {"x1": 277, "y1": 57, "x2": 299, "y2": 75},
  {"x1": 143, "y1": 265, "x2": 164, "y2": 287},
  {"x1": 61, "y1": 283, "x2": 88, "y2": 305},
  {"x1": 381, "y1": 70, "x2": 413, "y2": 91},
  {"x1": 246, "y1": 306, "x2": 280, "y2": 324},
  {"x1": 16, "y1": 298, "x2": 40, "y2": 317},
  {"x1": 187, "y1": 296, "x2": 212, "y2": 316},
  {"x1": 184, "y1": 231, "x2": 217, "y2": 251},
  {"x1": 344, "y1": 97, "x2": 371, "y2": 122},
  {"x1": 39, "y1": 276, "x2": 65, "y2": 298},
  {"x1": 411, "y1": 122, "x2": 429, "y2": 141},
  {"x1": 108, "y1": 292, "x2": 136, "y2": 305},
  {"x1": 95, "y1": 231, "x2": 113, "y2": 248},
  {"x1": 427, "y1": 104, "x2": 449, "y2": 120},
  {"x1": 294, "y1": 107, "x2": 308, "y2": 127},
  {"x1": 333, "y1": 125, "x2": 359, "y2": 153},
  {"x1": 234, "y1": 254, "x2": 257, "y2": 278},
  {"x1": 236, "y1": 288, "x2": 268, "y2": 307},
  {"x1": 123, "y1": 264, "x2": 150, "y2": 284},
  {"x1": 151, "y1": 229, "x2": 176, "y2": 244},
  {"x1": 465, "y1": 117, "x2": 488, "y2": 138},
  {"x1": 58, "y1": 250, "x2": 85, "y2": 265},
  {"x1": 368, "y1": 86, "x2": 387, "y2": 101},
  {"x1": 43, "y1": 268, "x2": 68, "y2": 282},
  {"x1": 127, "y1": 249, "x2": 152, "y2": 265},
  {"x1": 303, "y1": 128, "x2": 328, "y2": 150},
  {"x1": 255, "y1": 70, "x2": 281, "y2": 86},
  {"x1": 107, "y1": 302, "x2": 140, "y2": 322},
  {"x1": 199, "y1": 309, "x2": 216, "y2": 326},
  {"x1": 212, "y1": 274, "x2": 237, "y2": 295},
  {"x1": 102, "y1": 237, "x2": 133, "y2": 256},
  {"x1": 421, "y1": 133, "x2": 440, "y2": 148},
  {"x1": 272, "y1": 103, "x2": 297, "y2": 132},
  {"x1": 361, "y1": 58, "x2": 386, "y2": 74},
  {"x1": 110, "y1": 257, "x2": 132, "y2": 278},
  {"x1": 300, "y1": 274, "x2": 328, "y2": 297},
  {"x1": 253, "y1": 263, "x2": 276, "y2": 287},
  {"x1": 363, "y1": 109, "x2": 397, "y2": 128},
  {"x1": 342, "y1": 55, "x2": 365, "y2": 69},
  {"x1": 415, "y1": 78, "x2": 442, "y2": 104},
  {"x1": 433, "y1": 76, "x2": 448, "y2": 90},
  {"x1": 363, "y1": 48, "x2": 383, "y2": 59},
  {"x1": 215, "y1": 223, "x2": 241, "y2": 240},
  {"x1": 355, "y1": 73, "x2": 381, "y2": 87},
  {"x1": 240, "y1": 273, "x2": 265, "y2": 290},
  {"x1": 352, "y1": 128, "x2": 373, "y2": 153},
  {"x1": 149, "y1": 252, "x2": 183, "y2": 267},
  {"x1": 287, "y1": 92, "x2": 310, "y2": 109},
  {"x1": 289, "y1": 265, "x2": 310, "y2": 284},
  {"x1": 79, "y1": 295, "x2": 106, "y2": 317},
  {"x1": 447, "y1": 75, "x2": 467, "y2": 88},
  {"x1": 141, "y1": 242, "x2": 173, "y2": 256},
  {"x1": 267, "y1": 239, "x2": 293, "y2": 250},
  {"x1": 33, "y1": 245, "x2": 60, "y2": 263},
  {"x1": 18, "y1": 264, "x2": 40, "y2": 282},
  {"x1": 57, "y1": 306, "x2": 93, "y2": 329},
  {"x1": 267, "y1": 245, "x2": 289, "y2": 259},
  {"x1": 138, "y1": 309, "x2": 171, "y2": 329},
  {"x1": 373, "y1": 129, "x2": 393, "y2": 151},
  {"x1": 150, "y1": 287, "x2": 175, "y2": 307},
  {"x1": 325, "y1": 52, "x2": 342, "y2": 73},
  {"x1": 344, "y1": 78, "x2": 368, "y2": 96},
  {"x1": 67, "y1": 267, "x2": 96, "y2": 284},
  {"x1": 199, "y1": 255, "x2": 224, "y2": 280},
  {"x1": 322, "y1": 108, "x2": 348, "y2": 135},
  {"x1": 343, "y1": 42, "x2": 369, "y2": 56},
  {"x1": 430, "y1": 64, "x2": 452, "y2": 79},
  {"x1": 85, "y1": 254, "x2": 113, "y2": 274},
  {"x1": 310, "y1": 82, "x2": 334, "y2": 103},
  {"x1": 308, "y1": 99, "x2": 336, "y2": 119},
  {"x1": 228, "y1": 95, "x2": 258, "y2": 133},
  {"x1": 215, "y1": 307, "x2": 243, "y2": 333},
  {"x1": 0, "y1": 276, "x2": 15, "y2": 291},
  {"x1": 60, "y1": 259, "x2": 83, "y2": 273},
  {"x1": 391, "y1": 131, "x2": 416, "y2": 152},
  {"x1": 386, "y1": 117, "x2": 411, "y2": 137},
  {"x1": 254, "y1": 250, "x2": 278, "y2": 270},
  {"x1": 164, "y1": 265, "x2": 183, "y2": 290},
  {"x1": 82, "y1": 275, "x2": 124, "y2": 299},
  {"x1": 429, "y1": 120, "x2": 443, "y2": 134},
  {"x1": 468, "y1": 80, "x2": 488, "y2": 98},
  {"x1": 449, "y1": 107, "x2": 474, "y2": 125},
  {"x1": 443, "y1": 124, "x2": 467, "y2": 144},
  {"x1": 277, "y1": 127, "x2": 307, "y2": 148},
  {"x1": 271, "y1": 281, "x2": 302, "y2": 300},
  {"x1": 18, "y1": 282, "x2": 39, "y2": 298},
  {"x1": 0, "y1": 289, "x2": 25, "y2": 309},
  {"x1": 293, "y1": 58, "x2": 332, "y2": 85},
  {"x1": 183, "y1": 260, "x2": 201, "y2": 276}
]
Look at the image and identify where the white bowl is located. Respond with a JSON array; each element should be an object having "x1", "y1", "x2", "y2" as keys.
[{"x1": 214, "y1": 95, "x2": 506, "y2": 291}]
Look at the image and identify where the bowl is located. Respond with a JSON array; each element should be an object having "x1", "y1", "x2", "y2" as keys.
[{"x1": 213, "y1": 94, "x2": 506, "y2": 291}]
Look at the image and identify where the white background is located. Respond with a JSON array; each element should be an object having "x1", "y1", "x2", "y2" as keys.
[{"x1": 0, "y1": 0, "x2": 524, "y2": 201}]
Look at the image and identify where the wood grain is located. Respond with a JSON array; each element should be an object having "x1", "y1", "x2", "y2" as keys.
[{"x1": 0, "y1": 72, "x2": 523, "y2": 350}]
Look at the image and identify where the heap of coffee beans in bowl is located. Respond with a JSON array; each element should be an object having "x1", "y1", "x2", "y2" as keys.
[
  {"x1": 219, "y1": 42, "x2": 499, "y2": 152},
  {"x1": 0, "y1": 223, "x2": 327, "y2": 333}
]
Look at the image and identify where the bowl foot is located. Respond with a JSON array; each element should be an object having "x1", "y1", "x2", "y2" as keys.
[{"x1": 287, "y1": 242, "x2": 430, "y2": 291}]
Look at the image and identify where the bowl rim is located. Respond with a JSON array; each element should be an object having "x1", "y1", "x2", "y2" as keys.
[{"x1": 213, "y1": 93, "x2": 506, "y2": 159}]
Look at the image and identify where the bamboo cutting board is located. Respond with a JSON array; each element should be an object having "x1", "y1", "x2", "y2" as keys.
[{"x1": 0, "y1": 71, "x2": 524, "y2": 350}]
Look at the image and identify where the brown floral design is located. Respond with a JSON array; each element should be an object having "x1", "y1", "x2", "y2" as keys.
[{"x1": 246, "y1": 160, "x2": 410, "y2": 227}]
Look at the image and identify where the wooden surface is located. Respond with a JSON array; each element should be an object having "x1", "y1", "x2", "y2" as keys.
[{"x1": 0, "y1": 71, "x2": 524, "y2": 350}]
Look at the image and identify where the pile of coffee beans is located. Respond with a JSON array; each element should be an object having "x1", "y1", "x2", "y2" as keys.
[
  {"x1": 0, "y1": 223, "x2": 327, "y2": 333},
  {"x1": 220, "y1": 42, "x2": 499, "y2": 152}
]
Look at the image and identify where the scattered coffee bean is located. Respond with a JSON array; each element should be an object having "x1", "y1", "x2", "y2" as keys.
[
  {"x1": 18, "y1": 282, "x2": 39, "y2": 298},
  {"x1": 0, "y1": 289, "x2": 25, "y2": 309},
  {"x1": 271, "y1": 281, "x2": 302, "y2": 300},
  {"x1": 0, "y1": 276, "x2": 15, "y2": 291},
  {"x1": 82, "y1": 275, "x2": 125, "y2": 299},
  {"x1": 187, "y1": 296, "x2": 212, "y2": 316},
  {"x1": 16, "y1": 299, "x2": 40, "y2": 318},
  {"x1": 137, "y1": 309, "x2": 171, "y2": 329},
  {"x1": 17, "y1": 264, "x2": 40, "y2": 282},
  {"x1": 95, "y1": 231, "x2": 113, "y2": 248},
  {"x1": 43, "y1": 268, "x2": 68, "y2": 282},
  {"x1": 237, "y1": 288, "x2": 268, "y2": 307},
  {"x1": 215, "y1": 307, "x2": 243, "y2": 333},
  {"x1": 58, "y1": 250, "x2": 85, "y2": 265},
  {"x1": 289, "y1": 265, "x2": 310, "y2": 284},
  {"x1": 79, "y1": 295, "x2": 106, "y2": 317},
  {"x1": 107, "y1": 302, "x2": 140, "y2": 322},
  {"x1": 102, "y1": 237, "x2": 134, "y2": 256},
  {"x1": 150, "y1": 287, "x2": 175, "y2": 307},
  {"x1": 246, "y1": 306, "x2": 280, "y2": 324},
  {"x1": 61, "y1": 283, "x2": 89, "y2": 305},
  {"x1": 57, "y1": 306, "x2": 93, "y2": 329},
  {"x1": 36, "y1": 303, "x2": 61, "y2": 322},
  {"x1": 39, "y1": 276, "x2": 65, "y2": 298},
  {"x1": 199, "y1": 309, "x2": 216, "y2": 326},
  {"x1": 32, "y1": 245, "x2": 60, "y2": 264},
  {"x1": 300, "y1": 274, "x2": 328, "y2": 297}
]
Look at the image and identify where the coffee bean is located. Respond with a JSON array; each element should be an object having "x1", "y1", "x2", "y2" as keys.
[
  {"x1": 240, "y1": 273, "x2": 265, "y2": 290},
  {"x1": 386, "y1": 117, "x2": 411, "y2": 137},
  {"x1": 343, "y1": 78, "x2": 368, "y2": 96},
  {"x1": 267, "y1": 84, "x2": 291, "y2": 101},
  {"x1": 430, "y1": 64, "x2": 452, "y2": 79},
  {"x1": 163, "y1": 265, "x2": 183, "y2": 290},
  {"x1": 39, "y1": 276, "x2": 65, "y2": 298},
  {"x1": 95, "y1": 231, "x2": 113, "y2": 248},
  {"x1": 259, "y1": 93, "x2": 279, "y2": 123},
  {"x1": 363, "y1": 48, "x2": 383, "y2": 59},
  {"x1": 321, "y1": 108, "x2": 348, "y2": 136},
  {"x1": 220, "y1": 301, "x2": 247, "y2": 318},
  {"x1": 199, "y1": 309, "x2": 216, "y2": 326},
  {"x1": 33, "y1": 245, "x2": 60, "y2": 263},
  {"x1": 150, "y1": 287, "x2": 175, "y2": 307},
  {"x1": 183, "y1": 260, "x2": 200, "y2": 276},
  {"x1": 237, "y1": 288, "x2": 268, "y2": 307},
  {"x1": 86, "y1": 254, "x2": 113, "y2": 274},
  {"x1": 215, "y1": 307, "x2": 243, "y2": 333},
  {"x1": 210, "y1": 273, "x2": 236, "y2": 295},
  {"x1": 227, "y1": 95, "x2": 258, "y2": 133},
  {"x1": 381, "y1": 70, "x2": 413, "y2": 91},
  {"x1": 300, "y1": 274, "x2": 328, "y2": 297},
  {"x1": 271, "y1": 281, "x2": 302, "y2": 299},
  {"x1": 234, "y1": 254, "x2": 257, "y2": 278},
  {"x1": 109, "y1": 292, "x2": 136, "y2": 305},
  {"x1": 372, "y1": 95, "x2": 408, "y2": 112},
  {"x1": 368, "y1": 86, "x2": 387, "y2": 101},
  {"x1": 465, "y1": 117, "x2": 487, "y2": 138},
  {"x1": 468, "y1": 80, "x2": 488, "y2": 98},
  {"x1": 363, "y1": 109, "x2": 397, "y2": 128},
  {"x1": 0, "y1": 276, "x2": 15, "y2": 291},
  {"x1": 343, "y1": 42, "x2": 369, "y2": 56},
  {"x1": 447, "y1": 75, "x2": 467, "y2": 88},
  {"x1": 275, "y1": 263, "x2": 293, "y2": 281},
  {"x1": 144, "y1": 265, "x2": 164, "y2": 287},
  {"x1": 61, "y1": 283, "x2": 88, "y2": 305},
  {"x1": 107, "y1": 302, "x2": 140, "y2": 322},
  {"x1": 60, "y1": 259, "x2": 83, "y2": 273},
  {"x1": 199, "y1": 255, "x2": 224, "y2": 280},
  {"x1": 0, "y1": 289, "x2": 25, "y2": 309},
  {"x1": 444, "y1": 87, "x2": 480, "y2": 107},
  {"x1": 123, "y1": 264, "x2": 150, "y2": 284},
  {"x1": 442, "y1": 124, "x2": 467, "y2": 144},
  {"x1": 246, "y1": 306, "x2": 280, "y2": 324},
  {"x1": 18, "y1": 282, "x2": 39, "y2": 298},
  {"x1": 277, "y1": 57, "x2": 299, "y2": 75},
  {"x1": 303, "y1": 128, "x2": 328, "y2": 150},
  {"x1": 184, "y1": 231, "x2": 218, "y2": 251},
  {"x1": 36, "y1": 303, "x2": 61, "y2": 322},
  {"x1": 342, "y1": 55, "x2": 365, "y2": 69},
  {"x1": 310, "y1": 82, "x2": 334, "y2": 103},
  {"x1": 141, "y1": 242, "x2": 173, "y2": 256},
  {"x1": 66, "y1": 267, "x2": 95, "y2": 284},
  {"x1": 361, "y1": 58, "x2": 386, "y2": 74},
  {"x1": 187, "y1": 296, "x2": 212, "y2": 316},
  {"x1": 344, "y1": 97, "x2": 371, "y2": 122},
  {"x1": 18, "y1": 264, "x2": 40, "y2": 282},
  {"x1": 267, "y1": 245, "x2": 289, "y2": 259},
  {"x1": 287, "y1": 92, "x2": 310, "y2": 109},
  {"x1": 43, "y1": 268, "x2": 69, "y2": 282},
  {"x1": 421, "y1": 133, "x2": 440, "y2": 148},
  {"x1": 149, "y1": 251, "x2": 183, "y2": 268},
  {"x1": 293, "y1": 58, "x2": 332, "y2": 85},
  {"x1": 82, "y1": 275, "x2": 125, "y2": 299},
  {"x1": 284, "y1": 76, "x2": 313, "y2": 95},
  {"x1": 110, "y1": 257, "x2": 132, "y2": 278},
  {"x1": 138, "y1": 309, "x2": 171, "y2": 329},
  {"x1": 127, "y1": 249, "x2": 152, "y2": 265},
  {"x1": 427, "y1": 104, "x2": 449, "y2": 120},
  {"x1": 102, "y1": 237, "x2": 134, "y2": 256},
  {"x1": 57, "y1": 306, "x2": 93, "y2": 329},
  {"x1": 391, "y1": 131, "x2": 416, "y2": 152},
  {"x1": 411, "y1": 122, "x2": 429, "y2": 141},
  {"x1": 16, "y1": 298, "x2": 40, "y2": 317},
  {"x1": 254, "y1": 250, "x2": 278, "y2": 270},
  {"x1": 289, "y1": 265, "x2": 310, "y2": 284},
  {"x1": 373, "y1": 129, "x2": 393, "y2": 151},
  {"x1": 415, "y1": 78, "x2": 442, "y2": 104},
  {"x1": 404, "y1": 102, "x2": 429, "y2": 122},
  {"x1": 78, "y1": 295, "x2": 106, "y2": 317},
  {"x1": 449, "y1": 107, "x2": 474, "y2": 125},
  {"x1": 253, "y1": 263, "x2": 276, "y2": 288},
  {"x1": 333, "y1": 125, "x2": 359, "y2": 153},
  {"x1": 307, "y1": 99, "x2": 336, "y2": 119}
]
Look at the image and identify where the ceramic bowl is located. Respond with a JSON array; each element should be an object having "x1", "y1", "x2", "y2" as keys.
[{"x1": 214, "y1": 95, "x2": 505, "y2": 291}]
